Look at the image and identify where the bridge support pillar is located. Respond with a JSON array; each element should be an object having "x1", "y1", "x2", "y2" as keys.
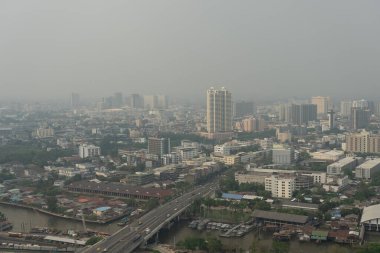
[{"x1": 155, "y1": 232, "x2": 159, "y2": 245}]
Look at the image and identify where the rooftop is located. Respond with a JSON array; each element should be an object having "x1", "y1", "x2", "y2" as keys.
[
  {"x1": 66, "y1": 180, "x2": 173, "y2": 198},
  {"x1": 252, "y1": 210, "x2": 308, "y2": 224},
  {"x1": 357, "y1": 159, "x2": 380, "y2": 169},
  {"x1": 361, "y1": 204, "x2": 380, "y2": 224}
]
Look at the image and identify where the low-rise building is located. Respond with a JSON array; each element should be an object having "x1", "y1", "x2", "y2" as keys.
[
  {"x1": 355, "y1": 158, "x2": 380, "y2": 180},
  {"x1": 272, "y1": 146, "x2": 294, "y2": 165},
  {"x1": 177, "y1": 147, "x2": 198, "y2": 161},
  {"x1": 58, "y1": 167, "x2": 81, "y2": 178},
  {"x1": 323, "y1": 175, "x2": 349, "y2": 192},
  {"x1": 360, "y1": 204, "x2": 380, "y2": 231},
  {"x1": 327, "y1": 157, "x2": 364, "y2": 175},
  {"x1": 224, "y1": 155, "x2": 240, "y2": 165},
  {"x1": 125, "y1": 172, "x2": 155, "y2": 186},
  {"x1": 79, "y1": 144, "x2": 101, "y2": 158},
  {"x1": 93, "y1": 206, "x2": 111, "y2": 216},
  {"x1": 300, "y1": 171, "x2": 326, "y2": 184},
  {"x1": 311, "y1": 149, "x2": 345, "y2": 162},
  {"x1": 235, "y1": 172, "x2": 267, "y2": 185}
]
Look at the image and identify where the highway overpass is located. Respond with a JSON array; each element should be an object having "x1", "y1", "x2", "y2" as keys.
[{"x1": 80, "y1": 181, "x2": 218, "y2": 253}]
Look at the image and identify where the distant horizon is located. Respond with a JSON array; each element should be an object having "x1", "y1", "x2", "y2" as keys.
[{"x1": 1, "y1": 1, "x2": 380, "y2": 102}]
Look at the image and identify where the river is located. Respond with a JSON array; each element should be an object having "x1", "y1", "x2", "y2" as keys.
[
  {"x1": 158, "y1": 220, "x2": 358, "y2": 253},
  {"x1": 0, "y1": 205, "x2": 367, "y2": 253},
  {"x1": 0, "y1": 204, "x2": 120, "y2": 234}
]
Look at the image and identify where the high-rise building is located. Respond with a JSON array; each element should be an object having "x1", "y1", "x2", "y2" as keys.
[
  {"x1": 206, "y1": 87, "x2": 232, "y2": 133},
  {"x1": 71, "y1": 93, "x2": 80, "y2": 109},
  {"x1": 130, "y1": 94, "x2": 144, "y2": 108},
  {"x1": 148, "y1": 137, "x2": 171, "y2": 156},
  {"x1": 234, "y1": 101, "x2": 255, "y2": 118},
  {"x1": 340, "y1": 100, "x2": 352, "y2": 117},
  {"x1": 346, "y1": 131, "x2": 380, "y2": 154},
  {"x1": 311, "y1": 96, "x2": 330, "y2": 116},
  {"x1": 327, "y1": 110, "x2": 335, "y2": 130},
  {"x1": 352, "y1": 99, "x2": 369, "y2": 109},
  {"x1": 351, "y1": 107, "x2": 370, "y2": 130},
  {"x1": 300, "y1": 104, "x2": 317, "y2": 124},
  {"x1": 113, "y1": 92, "x2": 123, "y2": 107},
  {"x1": 156, "y1": 95, "x2": 169, "y2": 109},
  {"x1": 144, "y1": 95, "x2": 158, "y2": 109},
  {"x1": 375, "y1": 102, "x2": 380, "y2": 117},
  {"x1": 288, "y1": 104, "x2": 317, "y2": 125},
  {"x1": 242, "y1": 117, "x2": 256, "y2": 132}
]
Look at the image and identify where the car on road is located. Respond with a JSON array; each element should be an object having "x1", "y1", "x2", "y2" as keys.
[{"x1": 145, "y1": 228, "x2": 151, "y2": 234}]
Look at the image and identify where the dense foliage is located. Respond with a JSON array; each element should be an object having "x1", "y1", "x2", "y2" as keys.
[
  {"x1": 176, "y1": 237, "x2": 222, "y2": 252},
  {"x1": 0, "y1": 144, "x2": 74, "y2": 165}
]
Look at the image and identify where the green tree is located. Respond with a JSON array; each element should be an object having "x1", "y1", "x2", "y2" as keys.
[
  {"x1": 46, "y1": 196, "x2": 58, "y2": 212},
  {"x1": 354, "y1": 182, "x2": 375, "y2": 201},
  {"x1": 177, "y1": 237, "x2": 207, "y2": 251},
  {"x1": 272, "y1": 241, "x2": 289, "y2": 253},
  {"x1": 85, "y1": 236, "x2": 103, "y2": 245},
  {"x1": 207, "y1": 237, "x2": 222, "y2": 253},
  {"x1": 144, "y1": 198, "x2": 159, "y2": 211},
  {"x1": 358, "y1": 243, "x2": 380, "y2": 253}
]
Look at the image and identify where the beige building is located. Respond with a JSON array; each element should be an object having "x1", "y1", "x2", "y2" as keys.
[
  {"x1": 346, "y1": 131, "x2": 380, "y2": 154},
  {"x1": 207, "y1": 87, "x2": 232, "y2": 133},
  {"x1": 311, "y1": 96, "x2": 331, "y2": 115},
  {"x1": 242, "y1": 117, "x2": 256, "y2": 132},
  {"x1": 224, "y1": 155, "x2": 240, "y2": 165},
  {"x1": 235, "y1": 172, "x2": 268, "y2": 184}
]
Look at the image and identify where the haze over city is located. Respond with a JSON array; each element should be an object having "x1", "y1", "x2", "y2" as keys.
[{"x1": 1, "y1": 0, "x2": 380, "y2": 101}]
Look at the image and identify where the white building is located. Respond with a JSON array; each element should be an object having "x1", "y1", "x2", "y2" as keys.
[
  {"x1": 79, "y1": 144, "x2": 101, "y2": 158},
  {"x1": 323, "y1": 175, "x2": 349, "y2": 192},
  {"x1": 177, "y1": 147, "x2": 198, "y2": 161},
  {"x1": 300, "y1": 171, "x2": 326, "y2": 184},
  {"x1": 272, "y1": 146, "x2": 294, "y2": 165},
  {"x1": 58, "y1": 167, "x2": 81, "y2": 178},
  {"x1": 361, "y1": 204, "x2": 380, "y2": 231},
  {"x1": 310, "y1": 149, "x2": 345, "y2": 161},
  {"x1": 265, "y1": 175, "x2": 296, "y2": 199},
  {"x1": 355, "y1": 159, "x2": 380, "y2": 180},
  {"x1": 327, "y1": 157, "x2": 364, "y2": 175}
]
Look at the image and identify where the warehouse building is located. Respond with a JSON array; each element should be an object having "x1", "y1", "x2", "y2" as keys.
[
  {"x1": 252, "y1": 210, "x2": 308, "y2": 226},
  {"x1": 361, "y1": 204, "x2": 380, "y2": 231}
]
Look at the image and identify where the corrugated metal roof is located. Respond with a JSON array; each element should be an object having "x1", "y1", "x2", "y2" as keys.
[
  {"x1": 222, "y1": 193, "x2": 243, "y2": 200},
  {"x1": 252, "y1": 210, "x2": 308, "y2": 224},
  {"x1": 361, "y1": 204, "x2": 380, "y2": 223}
]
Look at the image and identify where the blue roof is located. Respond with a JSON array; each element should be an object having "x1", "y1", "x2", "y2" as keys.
[
  {"x1": 95, "y1": 206, "x2": 111, "y2": 212},
  {"x1": 222, "y1": 193, "x2": 243, "y2": 200}
]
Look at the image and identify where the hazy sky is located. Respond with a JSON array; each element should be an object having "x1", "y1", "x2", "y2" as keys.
[{"x1": 1, "y1": 1, "x2": 380, "y2": 101}]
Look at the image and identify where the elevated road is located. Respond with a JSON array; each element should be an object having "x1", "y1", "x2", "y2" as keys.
[{"x1": 81, "y1": 181, "x2": 218, "y2": 253}]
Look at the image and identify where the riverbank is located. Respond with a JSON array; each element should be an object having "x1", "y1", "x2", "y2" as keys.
[
  {"x1": 0, "y1": 202, "x2": 124, "y2": 225},
  {"x1": 159, "y1": 220, "x2": 359, "y2": 253}
]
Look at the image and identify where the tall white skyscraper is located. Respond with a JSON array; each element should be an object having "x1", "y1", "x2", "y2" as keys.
[{"x1": 206, "y1": 87, "x2": 232, "y2": 133}]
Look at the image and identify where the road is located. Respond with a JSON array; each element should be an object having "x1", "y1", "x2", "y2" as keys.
[{"x1": 80, "y1": 181, "x2": 218, "y2": 253}]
